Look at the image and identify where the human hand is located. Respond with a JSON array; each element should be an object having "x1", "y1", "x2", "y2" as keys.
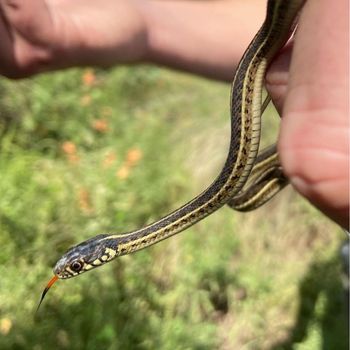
[
  {"x1": 0, "y1": 0, "x2": 347, "y2": 228},
  {"x1": 266, "y1": 0, "x2": 349, "y2": 228},
  {"x1": 0, "y1": 0, "x2": 147, "y2": 78}
]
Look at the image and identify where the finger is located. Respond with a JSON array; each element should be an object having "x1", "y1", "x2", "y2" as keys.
[
  {"x1": 0, "y1": 0, "x2": 55, "y2": 77},
  {"x1": 278, "y1": 0, "x2": 349, "y2": 227},
  {"x1": 0, "y1": 0, "x2": 53, "y2": 44},
  {"x1": 0, "y1": 8, "x2": 17, "y2": 77},
  {"x1": 265, "y1": 42, "x2": 293, "y2": 114}
]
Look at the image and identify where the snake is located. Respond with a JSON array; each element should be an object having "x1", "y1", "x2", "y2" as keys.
[{"x1": 37, "y1": 0, "x2": 306, "y2": 310}]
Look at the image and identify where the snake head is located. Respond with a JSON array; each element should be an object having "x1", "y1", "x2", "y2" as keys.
[
  {"x1": 54, "y1": 234, "x2": 111, "y2": 279},
  {"x1": 37, "y1": 234, "x2": 113, "y2": 312}
]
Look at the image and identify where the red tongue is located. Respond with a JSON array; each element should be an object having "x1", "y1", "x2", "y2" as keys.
[{"x1": 36, "y1": 275, "x2": 59, "y2": 313}]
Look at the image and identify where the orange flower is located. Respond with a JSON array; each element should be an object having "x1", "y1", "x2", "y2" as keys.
[
  {"x1": 62, "y1": 141, "x2": 77, "y2": 155},
  {"x1": 126, "y1": 147, "x2": 143, "y2": 167},
  {"x1": 116, "y1": 165, "x2": 130, "y2": 180},
  {"x1": 82, "y1": 69, "x2": 96, "y2": 87},
  {"x1": 78, "y1": 188, "x2": 93, "y2": 214},
  {"x1": 92, "y1": 119, "x2": 109, "y2": 133},
  {"x1": 61, "y1": 142, "x2": 79, "y2": 164}
]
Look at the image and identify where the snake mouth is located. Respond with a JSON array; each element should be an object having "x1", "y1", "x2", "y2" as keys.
[{"x1": 36, "y1": 275, "x2": 59, "y2": 313}]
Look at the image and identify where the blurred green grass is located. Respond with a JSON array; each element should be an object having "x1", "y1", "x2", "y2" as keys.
[{"x1": 0, "y1": 66, "x2": 347, "y2": 349}]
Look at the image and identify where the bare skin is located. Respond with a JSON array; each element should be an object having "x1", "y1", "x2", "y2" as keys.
[{"x1": 0, "y1": 0, "x2": 348, "y2": 228}]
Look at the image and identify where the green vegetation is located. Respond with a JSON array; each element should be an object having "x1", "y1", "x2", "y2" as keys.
[{"x1": 0, "y1": 66, "x2": 347, "y2": 349}]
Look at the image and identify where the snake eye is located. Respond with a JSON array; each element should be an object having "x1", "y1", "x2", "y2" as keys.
[{"x1": 70, "y1": 261, "x2": 83, "y2": 273}]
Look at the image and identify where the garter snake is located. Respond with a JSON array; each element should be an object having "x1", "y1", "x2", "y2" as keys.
[{"x1": 37, "y1": 0, "x2": 305, "y2": 309}]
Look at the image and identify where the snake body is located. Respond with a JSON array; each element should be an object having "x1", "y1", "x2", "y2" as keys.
[{"x1": 45, "y1": 0, "x2": 305, "y2": 282}]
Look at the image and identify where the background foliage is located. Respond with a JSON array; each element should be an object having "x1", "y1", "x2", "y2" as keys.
[{"x1": 0, "y1": 66, "x2": 347, "y2": 349}]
